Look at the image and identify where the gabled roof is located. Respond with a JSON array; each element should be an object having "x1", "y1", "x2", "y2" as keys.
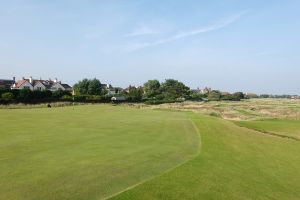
[
  {"x1": 14, "y1": 80, "x2": 31, "y2": 88},
  {"x1": 102, "y1": 83, "x2": 113, "y2": 89},
  {"x1": 61, "y1": 84, "x2": 72, "y2": 89},
  {"x1": 33, "y1": 80, "x2": 46, "y2": 87}
]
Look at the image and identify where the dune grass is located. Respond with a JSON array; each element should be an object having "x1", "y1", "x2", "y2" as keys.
[
  {"x1": 110, "y1": 114, "x2": 300, "y2": 200},
  {"x1": 0, "y1": 105, "x2": 199, "y2": 200}
]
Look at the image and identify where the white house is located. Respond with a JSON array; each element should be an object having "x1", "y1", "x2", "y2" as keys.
[
  {"x1": 12, "y1": 80, "x2": 34, "y2": 90},
  {"x1": 102, "y1": 83, "x2": 117, "y2": 95},
  {"x1": 33, "y1": 81, "x2": 46, "y2": 91},
  {"x1": 51, "y1": 82, "x2": 72, "y2": 92},
  {"x1": 11, "y1": 77, "x2": 72, "y2": 92}
]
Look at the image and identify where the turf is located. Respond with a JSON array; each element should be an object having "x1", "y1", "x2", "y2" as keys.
[
  {"x1": 110, "y1": 114, "x2": 300, "y2": 200},
  {"x1": 2, "y1": 105, "x2": 300, "y2": 200},
  {"x1": 0, "y1": 105, "x2": 199, "y2": 200},
  {"x1": 236, "y1": 119, "x2": 300, "y2": 140}
]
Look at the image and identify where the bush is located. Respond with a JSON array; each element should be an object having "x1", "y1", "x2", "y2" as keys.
[
  {"x1": 61, "y1": 95, "x2": 73, "y2": 101},
  {"x1": 126, "y1": 88, "x2": 143, "y2": 102},
  {"x1": 18, "y1": 89, "x2": 33, "y2": 102},
  {"x1": 189, "y1": 92, "x2": 206, "y2": 101},
  {"x1": 1, "y1": 92, "x2": 14, "y2": 102},
  {"x1": 144, "y1": 99, "x2": 177, "y2": 105},
  {"x1": 221, "y1": 94, "x2": 241, "y2": 101},
  {"x1": 233, "y1": 92, "x2": 245, "y2": 100},
  {"x1": 52, "y1": 89, "x2": 71, "y2": 99},
  {"x1": 208, "y1": 90, "x2": 221, "y2": 101}
]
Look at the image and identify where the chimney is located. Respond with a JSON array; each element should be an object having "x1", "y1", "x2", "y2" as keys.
[
  {"x1": 29, "y1": 76, "x2": 33, "y2": 84},
  {"x1": 54, "y1": 78, "x2": 58, "y2": 83},
  {"x1": 22, "y1": 77, "x2": 25, "y2": 80},
  {"x1": 13, "y1": 77, "x2": 15, "y2": 82}
]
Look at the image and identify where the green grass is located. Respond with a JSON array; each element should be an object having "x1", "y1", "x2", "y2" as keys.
[
  {"x1": 0, "y1": 105, "x2": 199, "y2": 200},
  {"x1": 110, "y1": 114, "x2": 300, "y2": 200},
  {"x1": 236, "y1": 119, "x2": 300, "y2": 140},
  {"x1": 1, "y1": 105, "x2": 300, "y2": 200}
]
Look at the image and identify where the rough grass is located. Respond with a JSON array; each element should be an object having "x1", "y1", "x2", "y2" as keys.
[
  {"x1": 110, "y1": 114, "x2": 300, "y2": 200},
  {"x1": 0, "y1": 105, "x2": 199, "y2": 200},
  {"x1": 142, "y1": 99, "x2": 300, "y2": 120}
]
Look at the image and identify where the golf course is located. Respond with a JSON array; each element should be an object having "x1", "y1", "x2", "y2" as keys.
[{"x1": 1, "y1": 103, "x2": 300, "y2": 199}]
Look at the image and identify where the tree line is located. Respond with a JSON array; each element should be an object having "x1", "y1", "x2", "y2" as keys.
[
  {"x1": 72, "y1": 78, "x2": 246, "y2": 104},
  {"x1": 0, "y1": 78, "x2": 246, "y2": 104}
]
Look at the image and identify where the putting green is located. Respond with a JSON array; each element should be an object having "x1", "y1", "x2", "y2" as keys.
[{"x1": 0, "y1": 105, "x2": 199, "y2": 200}]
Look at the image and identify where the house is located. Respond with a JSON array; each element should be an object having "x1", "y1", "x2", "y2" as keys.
[
  {"x1": 101, "y1": 83, "x2": 123, "y2": 95},
  {"x1": 200, "y1": 87, "x2": 212, "y2": 94},
  {"x1": 33, "y1": 81, "x2": 46, "y2": 91},
  {"x1": 11, "y1": 77, "x2": 72, "y2": 92},
  {"x1": 101, "y1": 83, "x2": 115, "y2": 95},
  {"x1": 124, "y1": 85, "x2": 143, "y2": 93},
  {"x1": 114, "y1": 87, "x2": 124, "y2": 93},
  {"x1": 12, "y1": 79, "x2": 34, "y2": 90},
  {"x1": 0, "y1": 78, "x2": 15, "y2": 90},
  {"x1": 51, "y1": 82, "x2": 72, "y2": 92}
]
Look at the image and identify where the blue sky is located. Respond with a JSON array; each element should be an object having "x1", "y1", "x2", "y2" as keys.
[{"x1": 0, "y1": 0, "x2": 299, "y2": 94}]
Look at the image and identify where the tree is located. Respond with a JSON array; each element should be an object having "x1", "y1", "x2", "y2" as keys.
[
  {"x1": 88, "y1": 78, "x2": 102, "y2": 95},
  {"x1": 73, "y1": 78, "x2": 102, "y2": 95},
  {"x1": 189, "y1": 91, "x2": 205, "y2": 101},
  {"x1": 232, "y1": 92, "x2": 245, "y2": 100},
  {"x1": 73, "y1": 78, "x2": 89, "y2": 95},
  {"x1": 126, "y1": 87, "x2": 143, "y2": 102},
  {"x1": 160, "y1": 79, "x2": 190, "y2": 100},
  {"x1": 208, "y1": 90, "x2": 221, "y2": 101},
  {"x1": 143, "y1": 80, "x2": 161, "y2": 98}
]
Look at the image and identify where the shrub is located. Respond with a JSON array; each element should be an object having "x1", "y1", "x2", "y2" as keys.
[
  {"x1": 144, "y1": 99, "x2": 177, "y2": 105},
  {"x1": 208, "y1": 90, "x2": 221, "y2": 101},
  {"x1": 1, "y1": 92, "x2": 14, "y2": 102},
  {"x1": 18, "y1": 89, "x2": 33, "y2": 102},
  {"x1": 61, "y1": 95, "x2": 73, "y2": 101}
]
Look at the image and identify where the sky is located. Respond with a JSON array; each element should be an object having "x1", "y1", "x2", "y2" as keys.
[{"x1": 0, "y1": 0, "x2": 299, "y2": 94}]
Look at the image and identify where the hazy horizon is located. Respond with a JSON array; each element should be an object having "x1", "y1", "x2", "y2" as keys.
[{"x1": 1, "y1": 1, "x2": 299, "y2": 95}]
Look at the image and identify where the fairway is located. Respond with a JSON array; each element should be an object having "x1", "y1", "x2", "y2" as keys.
[
  {"x1": 111, "y1": 114, "x2": 300, "y2": 200},
  {"x1": 0, "y1": 105, "x2": 199, "y2": 200},
  {"x1": 1, "y1": 105, "x2": 300, "y2": 200},
  {"x1": 236, "y1": 119, "x2": 300, "y2": 140}
]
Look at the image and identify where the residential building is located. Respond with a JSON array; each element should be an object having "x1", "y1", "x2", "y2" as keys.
[{"x1": 11, "y1": 77, "x2": 72, "y2": 92}]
